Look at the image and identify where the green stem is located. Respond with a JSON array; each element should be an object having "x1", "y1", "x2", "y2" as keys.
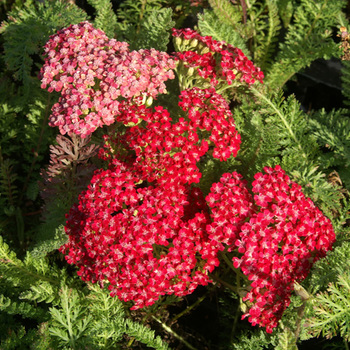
[
  {"x1": 221, "y1": 251, "x2": 236, "y2": 272},
  {"x1": 344, "y1": 339, "x2": 349, "y2": 350},
  {"x1": 220, "y1": 252, "x2": 246, "y2": 280},
  {"x1": 171, "y1": 293, "x2": 207, "y2": 323},
  {"x1": 136, "y1": 0, "x2": 147, "y2": 34},
  {"x1": 152, "y1": 316, "x2": 198, "y2": 350},
  {"x1": 127, "y1": 337, "x2": 135, "y2": 347},
  {"x1": 294, "y1": 282, "x2": 310, "y2": 341},
  {"x1": 210, "y1": 273, "x2": 238, "y2": 294},
  {"x1": 231, "y1": 299, "x2": 241, "y2": 342}
]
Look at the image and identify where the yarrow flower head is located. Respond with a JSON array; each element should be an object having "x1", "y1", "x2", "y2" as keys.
[
  {"x1": 98, "y1": 87, "x2": 241, "y2": 186},
  {"x1": 231, "y1": 165, "x2": 336, "y2": 333},
  {"x1": 40, "y1": 21, "x2": 176, "y2": 137},
  {"x1": 60, "y1": 159, "x2": 218, "y2": 309},
  {"x1": 124, "y1": 105, "x2": 208, "y2": 186},
  {"x1": 172, "y1": 28, "x2": 264, "y2": 88}
]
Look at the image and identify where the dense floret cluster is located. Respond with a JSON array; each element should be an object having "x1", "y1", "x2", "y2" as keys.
[
  {"x1": 206, "y1": 172, "x2": 254, "y2": 251},
  {"x1": 232, "y1": 166, "x2": 336, "y2": 332},
  {"x1": 172, "y1": 28, "x2": 264, "y2": 87},
  {"x1": 60, "y1": 160, "x2": 218, "y2": 309},
  {"x1": 40, "y1": 21, "x2": 176, "y2": 137},
  {"x1": 178, "y1": 87, "x2": 241, "y2": 161},
  {"x1": 124, "y1": 105, "x2": 208, "y2": 186}
]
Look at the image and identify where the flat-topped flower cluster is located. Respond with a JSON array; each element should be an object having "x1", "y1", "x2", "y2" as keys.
[
  {"x1": 40, "y1": 21, "x2": 176, "y2": 137},
  {"x1": 41, "y1": 22, "x2": 336, "y2": 333}
]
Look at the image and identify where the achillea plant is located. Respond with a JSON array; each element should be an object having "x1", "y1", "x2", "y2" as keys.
[
  {"x1": 1, "y1": 0, "x2": 349, "y2": 348},
  {"x1": 42, "y1": 21, "x2": 336, "y2": 336}
]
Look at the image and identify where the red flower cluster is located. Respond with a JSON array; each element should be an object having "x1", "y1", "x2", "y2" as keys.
[
  {"x1": 47, "y1": 23, "x2": 335, "y2": 334},
  {"x1": 98, "y1": 87, "x2": 241, "y2": 185},
  {"x1": 228, "y1": 165, "x2": 336, "y2": 333},
  {"x1": 124, "y1": 105, "x2": 208, "y2": 186},
  {"x1": 60, "y1": 159, "x2": 218, "y2": 309},
  {"x1": 40, "y1": 21, "x2": 176, "y2": 137},
  {"x1": 172, "y1": 28, "x2": 264, "y2": 87},
  {"x1": 179, "y1": 87, "x2": 241, "y2": 161}
]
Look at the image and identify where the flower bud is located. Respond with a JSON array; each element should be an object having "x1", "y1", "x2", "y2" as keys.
[
  {"x1": 190, "y1": 39, "x2": 199, "y2": 48},
  {"x1": 187, "y1": 67, "x2": 195, "y2": 76},
  {"x1": 145, "y1": 96, "x2": 153, "y2": 107},
  {"x1": 199, "y1": 47, "x2": 210, "y2": 54},
  {"x1": 174, "y1": 36, "x2": 183, "y2": 49}
]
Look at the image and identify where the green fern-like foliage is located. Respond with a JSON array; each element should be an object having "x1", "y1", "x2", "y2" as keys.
[
  {"x1": 48, "y1": 285, "x2": 92, "y2": 349},
  {"x1": 277, "y1": 0, "x2": 294, "y2": 29},
  {"x1": 207, "y1": 0, "x2": 248, "y2": 36},
  {"x1": 266, "y1": 0, "x2": 345, "y2": 90},
  {"x1": 199, "y1": 0, "x2": 281, "y2": 70},
  {"x1": 116, "y1": 0, "x2": 165, "y2": 26},
  {"x1": 84, "y1": 283, "x2": 126, "y2": 347},
  {"x1": 250, "y1": 0, "x2": 281, "y2": 72},
  {"x1": 86, "y1": 0, "x2": 118, "y2": 38},
  {"x1": 0, "y1": 234, "x2": 66, "y2": 346},
  {"x1": 250, "y1": 88, "x2": 319, "y2": 170},
  {"x1": 0, "y1": 325, "x2": 43, "y2": 350},
  {"x1": 275, "y1": 327, "x2": 298, "y2": 350},
  {"x1": 289, "y1": 165, "x2": 343, "y2": 219},
  {"x1": 300, "y1": 239, "x2": 350, "y2": 342},
  {"x1": 31, "y1": 225, "x2": 67, "y2": 258},
  {"x1": 235, "y1": 88, "x2": 315, "y2": 176},
  {"x1": 197, "y1": 10, "x2": 250, "y2": 56},
  {"x1": 0, "y1": 155, "x2": 18, "y2": 218},
  {"x1": 0, "y1": 0, "x2": 88, "y2": 243},
  {"x1": 231, "y1": 329, "x2": 278, "y2": 349},
  {"x1": 0, "y1": 98, "x2": 55, "y2": 244},
  {"x1": 47, "y1": 283, "x2": 171, "y2": 349},
  {"x1": 0, "y1": 235, "x2": 67, "y2": 302},
  {"x1": 200, "y1": 0, "x2": 345, "y2": 90},
  {"x1": 304, "y1": 272, "x2": 350, "y2": 341},
  {"x1": 132, "y1": 8, "x2": 175, "y2": 51},
  {"x1": 125, "y1": 319, "x2": 170, "y2": 350},
  {"x1": 0, "y1": 235, "x2": 171, "y2": 349},
  {"x1": 232, "y1": 88, "x2": 343, "y2": 217},
  {"x1": 307, "y1": 235, "x2": 350, "y2": 293},
  {"x1": 116, "y1": 1, "x2": 174, "y2": 51},
  {"x1": 308, "y1": 108, "x2": 350, "y2": 189},
  {"x1": 115, "y1": 0, "x2": 166, "y2": 46}
]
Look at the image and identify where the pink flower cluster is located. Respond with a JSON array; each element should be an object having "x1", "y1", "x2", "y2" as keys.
[
  {"x1": 40, "y1": 21, "x2": 176, "y2": 137},
  {"x1": 207, "y1": 166, "x2": 335, "y2": 333},
  {"x1": 172, "y1": 28, "x2": 264, "y2": 87},
  {"x1": 60, "y1": 159, "x2": 218, "y2": 309}
]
